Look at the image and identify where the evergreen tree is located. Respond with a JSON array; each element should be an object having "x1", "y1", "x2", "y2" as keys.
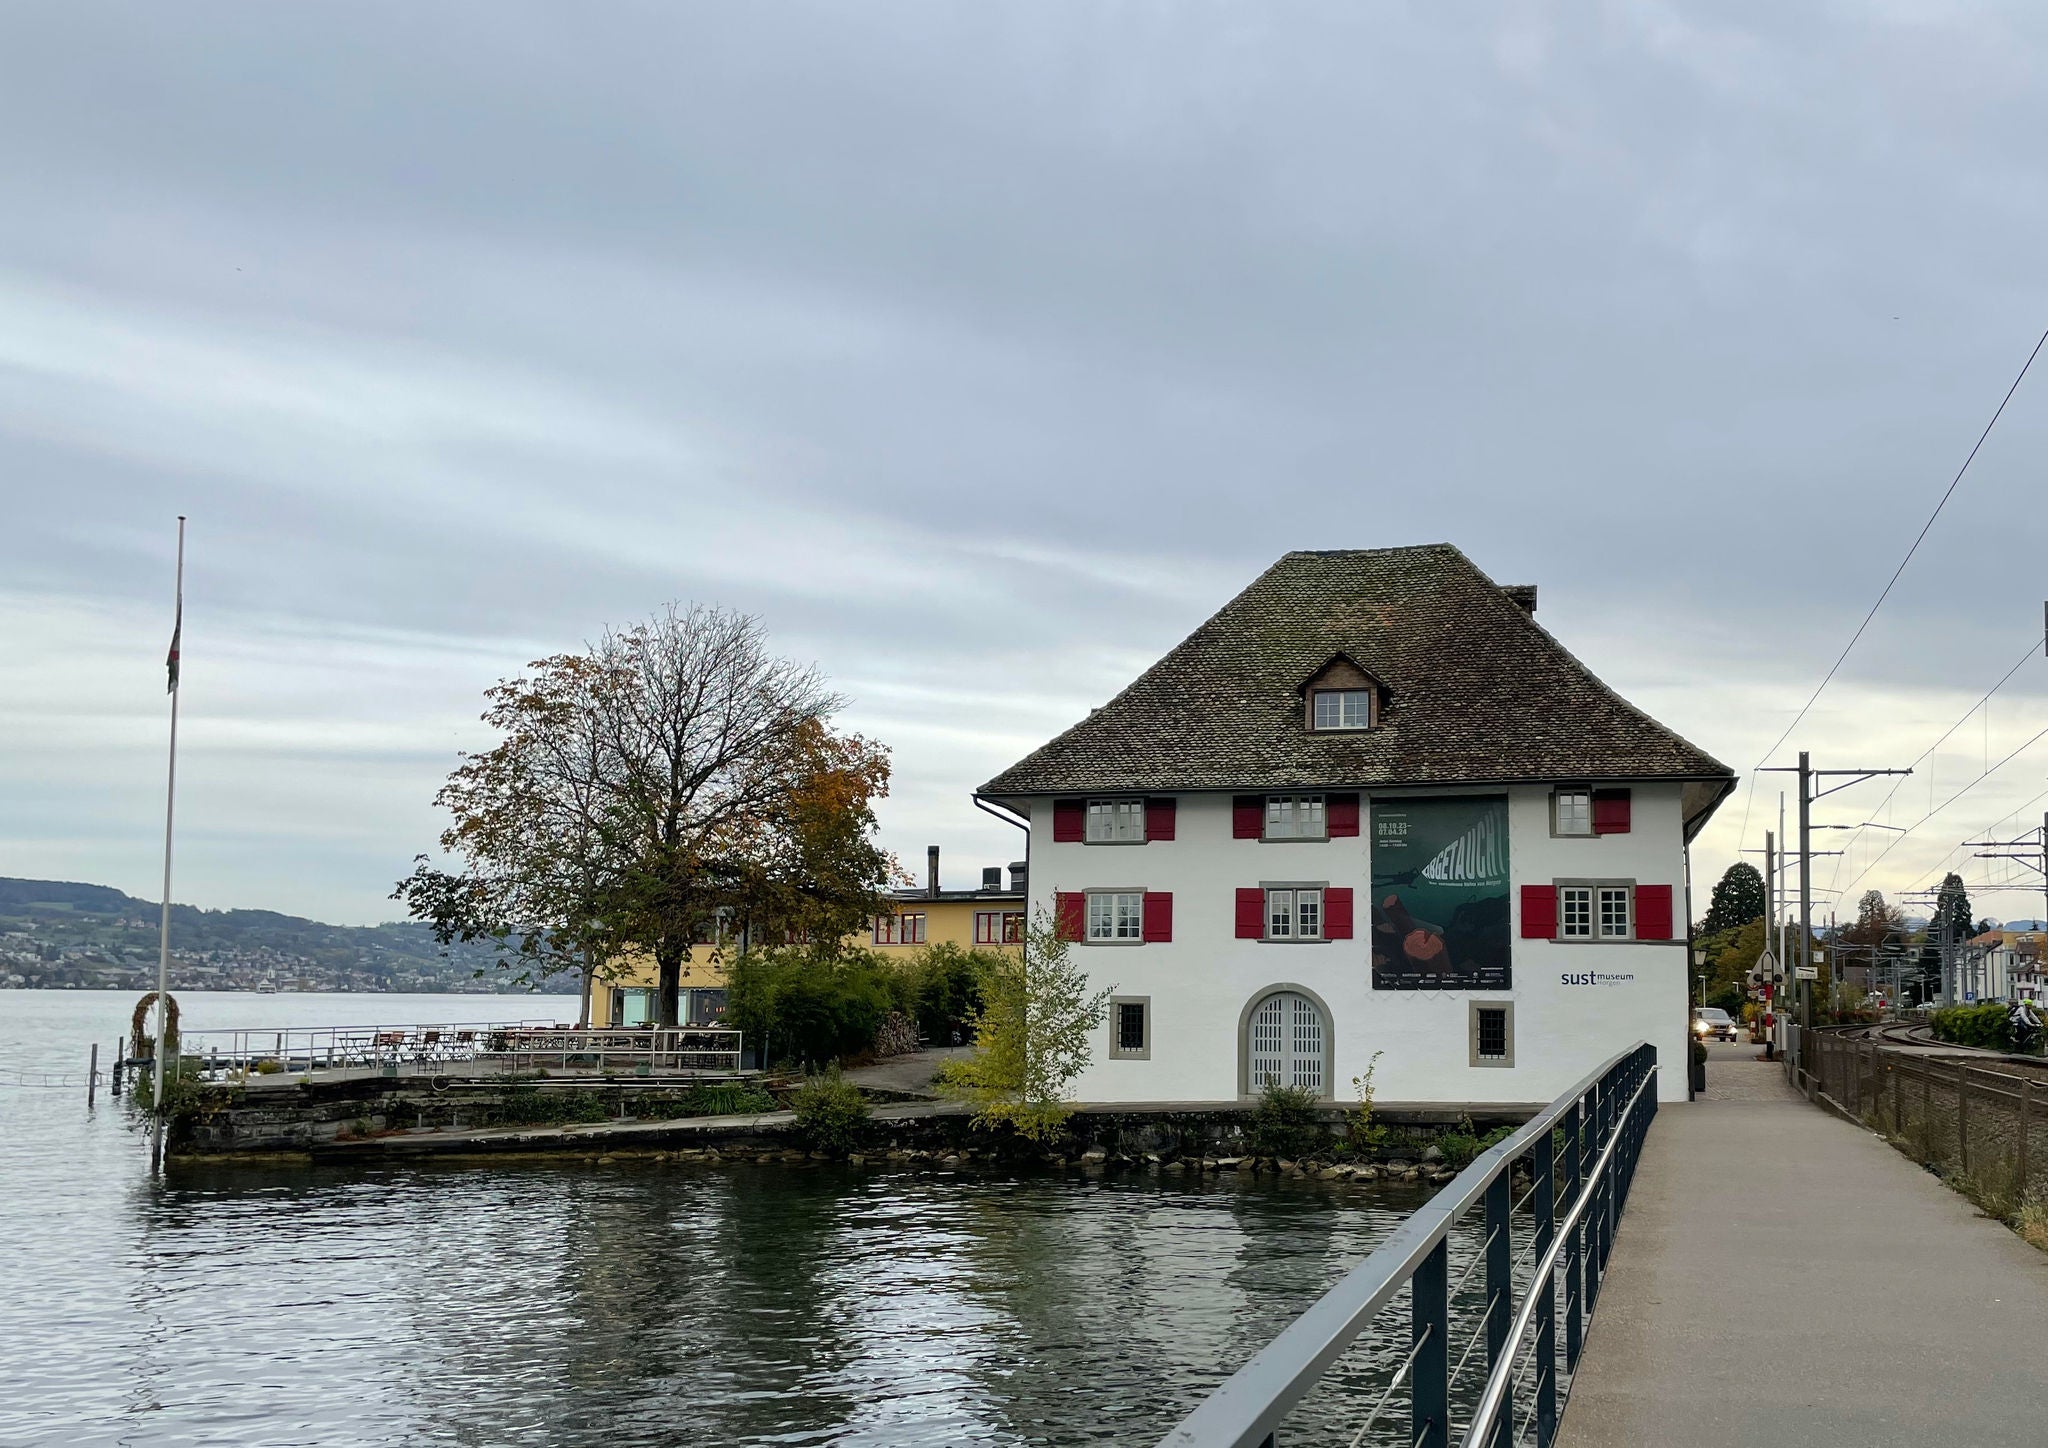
[
  {"x1": 1700, "y1": 862, "x2": 1767, "y2": 934},
  {"x1": 1914, "y1": 873, "x2": 1975, "y2": 999}
]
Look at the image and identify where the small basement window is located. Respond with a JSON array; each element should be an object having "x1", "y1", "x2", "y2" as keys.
[
  {"x1": 1109, "y1": 997, "x2": 1150, "y2": 1060},
  {"x1": 1311, "y1": 689, "x2": 1374, "y2": 731},
  {"x1": 1470, "y1": 1001, "x2": 1514, "y2": 1067}
]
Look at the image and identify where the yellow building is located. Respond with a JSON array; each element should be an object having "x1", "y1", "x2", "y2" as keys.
[
  {"x1": 866, "y1": 848, "x2": 1027, "y2": 955},
  {"x1": 589, "y1": 848, "x2": 1026, "y2": 1027}
]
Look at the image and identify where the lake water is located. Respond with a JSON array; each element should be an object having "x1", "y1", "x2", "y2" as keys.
[{"x1": 2, "y1": 990, "x2": 1482, "y2": 1447}]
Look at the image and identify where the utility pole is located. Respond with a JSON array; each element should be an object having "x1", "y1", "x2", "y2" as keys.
[{"x1": 1760, "y1": 754, "x2": 1912, "y2": 1061}]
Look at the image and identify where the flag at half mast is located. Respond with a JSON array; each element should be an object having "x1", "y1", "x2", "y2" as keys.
[{"x1": 166, "y1": 598, "x2": 181, "y2": 693}]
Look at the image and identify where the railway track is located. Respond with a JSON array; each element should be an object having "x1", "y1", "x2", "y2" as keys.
[{"x1": 1832, "y1": 1016, "x2": 2048, "y2": 1068}]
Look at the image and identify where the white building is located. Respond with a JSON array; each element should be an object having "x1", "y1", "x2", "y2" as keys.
[{"x1": 978, "y1": 546, "x2": 1735, "y2": 1107}]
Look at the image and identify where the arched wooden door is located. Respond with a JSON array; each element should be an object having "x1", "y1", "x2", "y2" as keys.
[{"x1": 1246, "y1": 990, "x2": 1327, "y2": 1095}]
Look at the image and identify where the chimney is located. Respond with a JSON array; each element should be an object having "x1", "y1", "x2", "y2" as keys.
[
  {"x1": 1502, "y1": 584, "x2": 1538, "y2": 614},
  {"x1": 927, "y1": 844, "x2": 940, "y2": 899},
  {"x1": 982, "y1": 866, "x2": 1003, "y2": 891},
  {"x1": 1009, "y1": 860, "x2": 1028, "y2": 894}
]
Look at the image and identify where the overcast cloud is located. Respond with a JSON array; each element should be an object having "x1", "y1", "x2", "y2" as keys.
[{"x1": 4, "y1": 2, "x2": 2048, "y2": 926}]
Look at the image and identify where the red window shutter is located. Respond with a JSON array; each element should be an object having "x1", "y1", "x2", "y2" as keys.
[
  {"x1": 1325, "y1": 887, "x2": 1354, "y2": 939},
  {"x1": 1145, "y1": 797, "x2": 1177, "y2": 842},
  {"x1": 1233, "y1": 796, "x2": 1264, "y2": 839},
  {"x1": 1053, "y1": 799, "x2": 1085, "y2": 843},
  {"x1": 1592, "y1": 789, "x2": 1632, "y2": 835},
  {"x1": 1636, "y1": 884, "x2": 1673, "y2": 941},
  {"x1": 1327, "y1": 793, "x2": 1361, "y2": 837},
  {"x1": 1055, "y1": 891, "x2": 1086, "y2": 942},
  {"x1": 1521, "y1": 885, "x2": 1557, "y2": 939},
  {"x1": 1142, "y1": 891, "x2": 1173, "y2": 942},
  {"x1": 1235, "y1": 887, "x2": 1265, "y2": 938}
]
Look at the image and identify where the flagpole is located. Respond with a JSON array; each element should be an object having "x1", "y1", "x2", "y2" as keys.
[{"x1": 150, "y1": 516, "x2": 185, "y2": 1174}]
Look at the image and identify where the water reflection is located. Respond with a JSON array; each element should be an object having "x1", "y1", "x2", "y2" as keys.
[{"x1": 5, "y1": 995, "x2": 1461, "y2": 1447}]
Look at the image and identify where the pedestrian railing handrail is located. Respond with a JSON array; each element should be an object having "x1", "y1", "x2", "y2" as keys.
[
  {"x1": 178, "y1": 1020, "x2": 746, "y2": 1079},
  {"x1": 1155, "y1": 1042, "x2": 1659, "y2": 1448}
]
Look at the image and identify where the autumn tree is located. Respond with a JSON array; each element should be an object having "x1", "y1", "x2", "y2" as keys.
[
  {"x1": 400, "y1": 604, "x2": 894, "y2": 1026},
  {"x1": 394, "y1": 653, "x2": 631, "y2": 1024}
]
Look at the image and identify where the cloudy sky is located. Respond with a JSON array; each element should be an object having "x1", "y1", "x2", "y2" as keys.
[{"x1": 5, "y1": 2, "x2": 2048, "y2": 927}]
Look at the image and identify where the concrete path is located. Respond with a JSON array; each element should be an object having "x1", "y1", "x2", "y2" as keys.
[
  {"x1": 1557, "y1": 1040, "x2": 2048, "y2": 1447},
  {"x1": 840, "y1": 1045, "x2": 973, "y2": 1097}
]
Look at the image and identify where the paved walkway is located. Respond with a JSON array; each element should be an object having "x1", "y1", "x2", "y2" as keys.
[{"x1": 1557, "y1": 1041, "x2": 2048, "y2": 1446}]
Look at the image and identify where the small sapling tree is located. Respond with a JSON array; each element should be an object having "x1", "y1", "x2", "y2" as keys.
[{"x1": 941, "y1": 906, "x2": 1112, "y2": 1143}]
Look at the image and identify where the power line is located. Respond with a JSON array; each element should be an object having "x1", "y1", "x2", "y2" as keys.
[
  {"x1": 1824, "y1": 636, "x2": 2044, "y2": 894},
  {"x1": 1736, "y1": 322, "x2": 2048, "y2": 853},
  {"x1": 1838, "y1": 720, "x2": 2048, "y2": 897}
]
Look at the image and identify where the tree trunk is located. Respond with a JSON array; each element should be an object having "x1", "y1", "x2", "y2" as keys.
[
  {"x1": 655, "y1": 941, "x2": 684, "y2": 1027},
  {"x1": 577, "y1": 957, "x2": 596, "y2": 1029}
]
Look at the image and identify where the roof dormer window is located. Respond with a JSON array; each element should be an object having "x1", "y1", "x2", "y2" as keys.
[
  {"x1": 1312, "y1": 689, "x2": 1373, "y2": 731},
  {"x1": 1299, "y1": 653, "x2": 1384, "y2": 733}
]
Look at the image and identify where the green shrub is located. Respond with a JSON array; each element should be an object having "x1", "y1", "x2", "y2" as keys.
[
  {"x1": 673, "y1": 1082, "x2": 775, "y2": 1117},
  {"x1": 1931, "y1": 1002, "x2": 2011, "y2": 1051},
  {"x1": 481, "y1": 1085, "x2": 611, "y2": 1127},
  {"x1": 727, "y1": 946, "x2": 912, "y2": 1068},
  {"x1": 790, "y1": 1071, "x2": 870, "y2": 1156},
  {"x1": 904, "y1": 942, "x2": 991, "y2": 1044},
  {"x1": 251, "y1": 1057, "x2": 285, "y2": 1075},
  {"x1": 1245, "y1": 1082, "x2": 1324, "y2": 1161}
]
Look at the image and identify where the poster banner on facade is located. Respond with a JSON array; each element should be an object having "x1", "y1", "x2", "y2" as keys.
[{"x1": 1370, "y1": 796, "x2": 1511, "y2": 990}]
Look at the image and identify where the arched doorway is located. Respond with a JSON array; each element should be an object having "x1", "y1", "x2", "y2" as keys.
[{"x1": 1241, "y1": 988, "x2": 1331, "y2": 1097}]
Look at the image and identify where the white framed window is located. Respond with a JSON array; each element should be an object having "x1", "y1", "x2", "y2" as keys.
[
  {"x1": 1265, "y1": 887, "x2": 1324, "y2": 941},
  {"x1": 1553, "y1": 788, "x2": 1594, "y2": 837},
  {"x1": 1085, "y1": 798, "x2": 1146, "y2": 843},
  {"x1": 1559, "y1": 887, "x2": 1593, "y2": 940},
  {"x1": 1598, "y1": 886, "x2": 1632, "y2": 940},
  {"x1": 873, "y1": 912, "x2": 926, "y2": 946},
  {"x1": 1555, "y1": 880, "x2": 1634, "y2": 942},
  {"x1": 1109, "y1": 996, "x2": 1150, "y2": 1060},
  {"x1": 1311, "y1": 689, "x2": 1373, "y2": 731},
  {"x1": 1086, "y1": 890, "x2": 1145, "y2": 943},
  {"x1": 1265, "y1": 794, "x2": 1327, "y2": 840}
]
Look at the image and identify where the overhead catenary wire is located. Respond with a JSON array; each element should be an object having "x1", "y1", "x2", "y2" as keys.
[
  {"x1": 1735, "y1": 323, "x2": 2048, "y2": 855},
  {"x1": 1835, "y1": 718, "x2": 2048, "y2": 897},
  {"x1": 1824, "y1": 636, "x2": 2045, "y2": 895}
]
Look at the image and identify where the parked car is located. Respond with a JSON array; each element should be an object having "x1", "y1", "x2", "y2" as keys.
[{"x1": 1692, "y1": 1007, "x2": 1738, "y2": 1042}]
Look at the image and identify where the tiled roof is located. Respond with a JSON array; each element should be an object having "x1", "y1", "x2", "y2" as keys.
[{"x1": 980, "y1": 544, "x2": 1733, "y2": 798}]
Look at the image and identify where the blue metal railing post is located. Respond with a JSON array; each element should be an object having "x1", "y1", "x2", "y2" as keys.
[
  {"x1": 1533, "y1": 1117, "x2": 1558, "y2": 1448},
  {"x1": 1562, "y1": 1098, "x2": 1584, "y2": 1373},
  {"x1": 1482, "y1": 1169, "x2": 1512, "y2": 1448},
  {"x1": 1413, "y1": 1237, "x2": 1449, "y2": 1448}
]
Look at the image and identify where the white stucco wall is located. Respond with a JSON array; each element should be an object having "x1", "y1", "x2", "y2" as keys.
[{"x1": 1029, "y1": 784, "x2": 1694, "y2": 1107}]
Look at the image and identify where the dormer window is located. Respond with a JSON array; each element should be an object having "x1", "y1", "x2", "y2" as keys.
[
  {"x1": 1299, "y1": 653, "x2": 1385, "y2": 733},
  {"x1": 1312, "y1": 689, "x2": 1374, "y2": 731}
]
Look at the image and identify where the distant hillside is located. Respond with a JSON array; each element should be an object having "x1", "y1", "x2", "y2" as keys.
[{"x1": 0, "y1": 877, "x2": 576, "y2": 994}]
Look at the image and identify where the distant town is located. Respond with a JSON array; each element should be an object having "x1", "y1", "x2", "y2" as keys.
[{"x1": 0, "y1": 876, "x2": 574, "y2": 995}]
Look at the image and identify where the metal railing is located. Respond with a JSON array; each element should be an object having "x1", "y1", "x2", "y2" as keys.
[
  {"x1": 179, "y1": 1021, "x2": 746, "y2": 1080},
  {"x1": 1156, "y1": 1042, "x2": 1659, "y2": 1448}
]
